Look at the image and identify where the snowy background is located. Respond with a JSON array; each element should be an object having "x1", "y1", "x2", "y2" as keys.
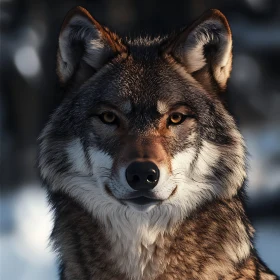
[{"x1": 1, "y1": 0, "x2": 280, "y2": 279}]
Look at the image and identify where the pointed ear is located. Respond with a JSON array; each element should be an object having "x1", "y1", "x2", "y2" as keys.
[
  {"x1": 165, "y1": 9, "x2": 232, "y2": 93},
  {"x1": 57, "y1": 6, "x2": 127, "y2": 85}
]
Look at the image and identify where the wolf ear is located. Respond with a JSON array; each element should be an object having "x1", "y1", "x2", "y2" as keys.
[
  {"x1": 57, "y1": 6, "x2": 127, "y2": 85},
  {"x1": 165, "y1": 9, "x2": 232, "y2": 93}
]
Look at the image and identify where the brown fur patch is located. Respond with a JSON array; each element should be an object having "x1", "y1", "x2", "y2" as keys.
[{"x1": 51, "y1": 193, "x2": 278, "y2": 280}]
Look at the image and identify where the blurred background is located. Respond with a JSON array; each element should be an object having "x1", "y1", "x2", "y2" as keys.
[{"x1": 1, "y1": 0, "x2": 280, "y2": 279}]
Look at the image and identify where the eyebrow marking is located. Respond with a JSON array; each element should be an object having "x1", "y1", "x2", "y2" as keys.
[
  {"x1": 157, "y1": 101, "x2": 169, "y2": 114},
  {"x1": 120, "y1": 101, "x2": 132, "y2": 114}
]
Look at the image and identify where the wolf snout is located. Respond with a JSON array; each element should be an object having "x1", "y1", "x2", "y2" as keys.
[{"x1": 125, "y1": 161, "x2": 159, "y2": 190}]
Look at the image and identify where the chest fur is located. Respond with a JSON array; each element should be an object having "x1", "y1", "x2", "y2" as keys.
[
  {"x1": 52, "y1": 194, "x2": 254, "y2": 280},
  {"x1": 107, "y1": 227, "x2": 167, "y2": 280}
]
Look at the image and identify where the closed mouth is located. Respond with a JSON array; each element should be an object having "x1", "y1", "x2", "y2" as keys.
[
  {"x1": 105, "y1": 184, "x2": 178, "y2": 206},
  {"x1": 123, "y1": 196, "x2": 162, "y2": 205}
]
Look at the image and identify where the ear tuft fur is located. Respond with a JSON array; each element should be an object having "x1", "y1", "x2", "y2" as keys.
[
  {"x1": 57, "y1": 6, "x2": 127, "y2": 85},
  {"x1": 165, "y1": 9, "x2": 232, "y2": 93}
]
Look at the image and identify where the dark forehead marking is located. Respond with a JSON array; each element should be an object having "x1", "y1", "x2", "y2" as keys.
[
  {"x1": 128, "y1": 45, "x2": 160, "y2": 61},
  {"x1": 115, "y1": 63, "x2": 202, "y2": 104},
  {"x1": 126, "y1": 36, "x2": 167, "y2": 60},
  {"x1": 90, "y1": 62, "x2": 208, "y2": 115}
]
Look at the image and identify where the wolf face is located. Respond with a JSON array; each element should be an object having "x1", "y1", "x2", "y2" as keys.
[{"x1": 39, "y1": 7, "x2": 246, "y2": 235}]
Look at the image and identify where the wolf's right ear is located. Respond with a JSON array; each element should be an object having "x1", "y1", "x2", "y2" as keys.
[{"x1": 57, "y1": 6, "x2": 127, "y2": 85}]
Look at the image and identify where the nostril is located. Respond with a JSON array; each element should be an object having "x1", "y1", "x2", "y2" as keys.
[
  {"x1": 146, "y1": 168, "x2": 157, "y2": 183},
  {"x1": 147, "y1": 174, "x2": 156, "y2": 183}
]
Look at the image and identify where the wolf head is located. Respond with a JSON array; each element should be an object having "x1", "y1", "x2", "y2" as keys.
[{"x1": 39, "y1": 7, "x2": 246, "y2": 226}]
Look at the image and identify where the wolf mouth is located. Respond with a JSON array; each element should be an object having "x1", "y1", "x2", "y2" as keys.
[
  {"x1": 123, "y1": 196, "x2": 162, "y2": 205},
  {"x1": 105, "y1": 184, "x2": 178, "y2": 206}
]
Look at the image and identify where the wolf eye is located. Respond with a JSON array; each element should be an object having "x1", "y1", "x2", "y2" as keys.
[
  {"x1": 100, "y1": 112, "x2": 118, "y2": 124},
  {"x1": 169, "y1": 113, "x2": 185, "y2": 125}
]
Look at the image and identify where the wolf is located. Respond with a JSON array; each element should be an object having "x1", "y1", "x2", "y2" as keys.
[{"x1": 38, "y1": 6, "x2": 278, "y2": 280}]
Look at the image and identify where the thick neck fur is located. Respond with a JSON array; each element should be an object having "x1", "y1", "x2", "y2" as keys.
[{"x1": 50, "y1": 192, "x2": 276, "y2": 280}]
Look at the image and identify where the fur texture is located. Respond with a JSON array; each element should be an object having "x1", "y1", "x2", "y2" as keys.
[{"x1": 38, "y1": 6, "x2": 278, "y2": 280}]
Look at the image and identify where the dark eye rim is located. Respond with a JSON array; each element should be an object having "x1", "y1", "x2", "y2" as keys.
[
  {"x1": 167, "y1": 113, "x2": 194, "y2": 126},
  {"x1": 99, "y1": 112, "x2": 119, "y2": 125}
]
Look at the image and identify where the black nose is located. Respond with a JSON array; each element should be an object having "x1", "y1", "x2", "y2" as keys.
[{"x1": 125, "y1": 161, "x2": 160, "y2": 190}]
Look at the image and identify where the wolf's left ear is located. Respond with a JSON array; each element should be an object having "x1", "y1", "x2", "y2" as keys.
[
  {"x1": 57, "y1": 6, "x2": 127, "y2": 85},
  {"x1": 165, "y1": 9, "x2": 232, "y2": 93}
]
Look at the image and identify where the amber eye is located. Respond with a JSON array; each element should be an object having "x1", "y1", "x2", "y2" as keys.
[
  {"x1": 169, "y1": 113, "x2": 184, "y2": 125},
  {"x1": 100, "y1": 112, "x2": 117, "y2": 124}
]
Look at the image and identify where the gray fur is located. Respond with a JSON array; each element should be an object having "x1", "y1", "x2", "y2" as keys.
[{"x1": 38, "y1": 6, "x2": 278, "y2": 280}]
